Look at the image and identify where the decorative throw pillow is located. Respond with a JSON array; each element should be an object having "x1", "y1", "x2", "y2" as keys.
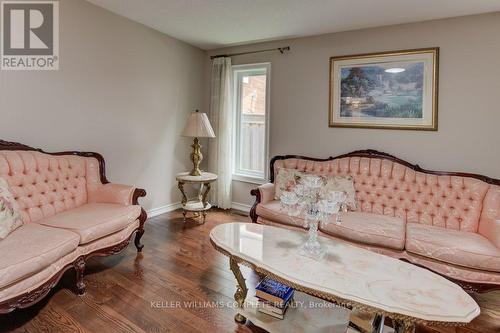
[
  {"x1": 320, "y1": 175, "x2": 358, "y2": 211},
  {"x1": 274, "y1": 168, "x2": 304, "y2": 200},
  {"x1": 0, "y1": 178, "x2": 23, "y2": 240}
]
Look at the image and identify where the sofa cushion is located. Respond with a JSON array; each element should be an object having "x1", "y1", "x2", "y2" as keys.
[
  {"x1": 320, "y1": 212, "x2": 406, "y2": 250},
  {"x1": 256, "y1": 201, "x2": 307, "y2": 229},
  {"x1": 320, "y1": 175, "x2": 358, "y2": 211},
  {"x1": 406, "y1": 223, "x2": 500, "y2": 272},
  {"x1": 0, "y1": 223, "x2": 79, "y2": 289},
  {"x1": 0, "y1": 177, "x2": 23, "y2": 240},
  {"x1": 274, "y1": 168, "x2": 303, "y2": 200},
  {"x1": 37, "y1": 203, "x2": 141, "y2": 244}
]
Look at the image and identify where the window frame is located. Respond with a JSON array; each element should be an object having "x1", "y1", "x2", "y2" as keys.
[{"x1": 231, "y1": 63, "x2": 271, "y2": 184}]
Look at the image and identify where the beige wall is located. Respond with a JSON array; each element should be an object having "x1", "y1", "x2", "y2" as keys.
[
  {"x1": 0, "y1": 0, "x2": 207, "y2": 212},
  {"x1": 208, "y1": 13, "x2": 500, "y2": 207}
]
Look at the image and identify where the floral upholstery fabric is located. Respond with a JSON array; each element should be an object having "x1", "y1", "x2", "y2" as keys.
[
  {"x1": 274, "y1": 168, "x2": 302, "y2": 200},
  {"x1": 274, "y1": 168, "x2": 358, "y2": 211},
  {"x1": 0, "y1": 177, "x2": 23, "y2": 239},
  {"x1": 406, "y1": 223, "x2": 500, "y2": 272},
  {"x1": 320, "y1": 175, "x2": 357, "y2": 210},
  {"x1": 274, "y1": 157, "x2": 490, "y2": 232}
]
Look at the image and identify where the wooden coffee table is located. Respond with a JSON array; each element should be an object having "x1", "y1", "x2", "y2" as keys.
[{"x1": 210, "y1": 223, "x2": 480, "y2": 333}]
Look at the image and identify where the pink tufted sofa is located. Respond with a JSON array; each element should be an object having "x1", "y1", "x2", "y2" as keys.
[
  {"x1": 0, "y1": 140, "x2": 147, "y2": 313},
  {"x1": 250, "y1": 150, "x2": 500, "y2": 292}
]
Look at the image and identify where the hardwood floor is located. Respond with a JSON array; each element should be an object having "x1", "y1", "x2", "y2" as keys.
[{"x1": 0, "y1": 210, "x2": 498, "y2": 333}]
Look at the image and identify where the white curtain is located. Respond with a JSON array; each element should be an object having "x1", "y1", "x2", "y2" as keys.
[{"x1": 208, "y1": 57, "x2": 232, "y2": 209}]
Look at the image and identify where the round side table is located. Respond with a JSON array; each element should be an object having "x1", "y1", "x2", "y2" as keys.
[{"x1": 176, "y1": 172, "x2": 217, "y2": 223}]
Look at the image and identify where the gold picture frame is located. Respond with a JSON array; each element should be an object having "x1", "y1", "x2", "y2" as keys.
[{"x1": 329, "y1": 47, "x2": 439, "y2": 130}]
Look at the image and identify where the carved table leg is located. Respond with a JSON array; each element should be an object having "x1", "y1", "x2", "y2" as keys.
[
  {"x1": 229, "y1": 257, "x2": 248, "y2": 324},
  {"x1": 200, "y1": 182, "x2": 211, "y2": 224},
  {"x1": 74, "y1": 256, "x2": 86, "y2": 295},
  {"x1": 372, "y1": 314, "x2": 385, "y2": 333},
  {"x1": 201, "y1": 182, "x2": 211, "y2": 208},
  {"x1": 198, "y1": 183, "x2": 205, "y2": 202},
  {"x1": 178, "y1": 181, "x2": 188, "y2": 222},
  {"x1": 394, "y1": 320, "x2": 415, "y2": 333},
  {"x1": 178, "y1": 181, "x2": 187, "y2": 206}
]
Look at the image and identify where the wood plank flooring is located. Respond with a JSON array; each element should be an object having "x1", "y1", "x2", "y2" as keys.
[{"x1": 0, "y1": 210, "x2": 498, "y2": 333}]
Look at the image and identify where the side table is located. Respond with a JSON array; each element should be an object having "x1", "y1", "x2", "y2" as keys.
[{"x1": 176, "y1": 172, "x2": 217, "y2": 223}]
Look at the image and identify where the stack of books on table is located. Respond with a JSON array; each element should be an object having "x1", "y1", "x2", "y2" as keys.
[{"x1": 255, "y1": 277, "x2": 294, "y2": 320}]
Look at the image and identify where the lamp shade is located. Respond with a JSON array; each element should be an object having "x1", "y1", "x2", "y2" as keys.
[{"x1": 181, "y1": 111, "x2": 216, "y2": 138}]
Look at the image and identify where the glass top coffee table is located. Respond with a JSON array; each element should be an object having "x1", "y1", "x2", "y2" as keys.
[{"x1": 210, "y1": 223, "x2": 480, "y2": 333}]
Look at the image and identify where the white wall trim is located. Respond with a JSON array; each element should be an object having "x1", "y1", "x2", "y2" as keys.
[
  {"x1": 232, "y1": 174, "x2": 267, "y2": 185},
  {"x1": 231, "y1": 201, "x2": 251, "y2": 213},
  {"x1": 148, "y1": 201, "x2": 251, "y2": 217},
  {"x1": 147, "y1": 202, "x2": 182, "y2": 218}
]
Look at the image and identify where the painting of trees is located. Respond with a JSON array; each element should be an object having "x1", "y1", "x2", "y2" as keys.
[{"x1": 341, "y1": 67, "x2": 377, "y2": 97}]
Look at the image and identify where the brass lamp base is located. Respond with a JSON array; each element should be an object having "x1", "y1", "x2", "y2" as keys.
[{"x1": 189, "y1": 137, "x2": 203, "y2": 176}]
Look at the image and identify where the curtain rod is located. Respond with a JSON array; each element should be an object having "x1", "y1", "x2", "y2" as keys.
[{"x1": 210, "y1": 46, "x2": 290, "y2": 59}]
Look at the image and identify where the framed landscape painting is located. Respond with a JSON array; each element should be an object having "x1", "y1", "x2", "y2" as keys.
[{"x1": 329, "y1": 48, "x2": 439, "y2": 130}]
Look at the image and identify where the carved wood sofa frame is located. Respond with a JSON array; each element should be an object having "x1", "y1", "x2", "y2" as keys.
[
  {"x1": 250, "y1": 149, "x2": 500, "y2": 293},
  {"x1": 0, "y1": 140, "x2": 147, "y2": 313}
]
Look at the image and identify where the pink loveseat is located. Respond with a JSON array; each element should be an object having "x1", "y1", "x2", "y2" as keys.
[
  {"x1": 0, "y1": 140, "x2": 146, "y2": 313},
  {"x1": 250, "y1": 150, "x2": 500, "y2": 292}
]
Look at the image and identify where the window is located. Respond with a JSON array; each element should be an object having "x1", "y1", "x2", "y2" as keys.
[{"x1": 232, "y1": 63, "x2": 270, "y2": 183}]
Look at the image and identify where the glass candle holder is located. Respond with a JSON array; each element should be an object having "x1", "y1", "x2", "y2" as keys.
[
  {"x1": 299, "y1": 205, "x2": 325, "y2": 259},
  {"x1": 279, "y1": 176, "x2": 349, "y2": 260},
  {"x1": 328, "y1": 191, "x2": 347, "y2": 225}
]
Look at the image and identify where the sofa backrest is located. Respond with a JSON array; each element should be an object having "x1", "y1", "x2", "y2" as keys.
[
  {"x1": 272, "y1": 152, "x2": 497, "y2": 233},
  {"x1": 0, "y1": 150, "x2": 101, "y2": 223}
]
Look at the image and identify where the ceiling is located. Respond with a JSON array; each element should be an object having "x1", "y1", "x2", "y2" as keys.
[{"x1": 86, "y1": 0, "x2": 500, "y2": 50}]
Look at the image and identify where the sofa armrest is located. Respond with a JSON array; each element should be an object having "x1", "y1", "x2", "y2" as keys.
[
  {"x1": 479, "y1": 218, "x2": 500, "y2": 248},
  {"x1": 250, "y1": 183, "x2": 275, "y2": 223},
  {"x1": 88, "y1": 183, "x2": 145, "y2": 206},
  {"x1": 478, "y1": 186, "x2": 500, "y2": 248},
  {"x1": 258, "y1": 183, "x2": 275, "y2": 204}
]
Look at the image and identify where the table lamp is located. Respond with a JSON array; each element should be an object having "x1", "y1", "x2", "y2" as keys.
[{"x1": 181, "y1": 110, "x2": 216, "y2": 176}]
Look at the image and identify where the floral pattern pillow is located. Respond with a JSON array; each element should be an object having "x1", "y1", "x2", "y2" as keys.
[
  {"x1": 0, "y1": 178, "x2": 23, "y2": 240},
  {"x1": 320, "y1": 175, "x2": 358, "y2": 211},
  {"x1": 274, "y1": 168, "x2": 304, "y2": 200}
]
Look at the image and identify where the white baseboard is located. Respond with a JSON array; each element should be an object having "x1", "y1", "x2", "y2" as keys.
[
  {"x1": 147, "y1": 202, "x2": 182, "y2": 218},
  {"x1": 231, "y1": 202, "x2": 252, "y2": 213},
  {"x1": 147, "y1": 201, "x2": 251, "y2": 217}
]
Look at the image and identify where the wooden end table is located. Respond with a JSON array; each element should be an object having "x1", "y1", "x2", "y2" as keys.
[{"x1": 176, "y1": 172, "x2": 217, "y2": 223}]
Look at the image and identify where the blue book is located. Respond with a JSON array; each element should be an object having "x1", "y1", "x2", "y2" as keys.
[{"x1": 255, "y1": 277, "x2": 294, "y2": 307}]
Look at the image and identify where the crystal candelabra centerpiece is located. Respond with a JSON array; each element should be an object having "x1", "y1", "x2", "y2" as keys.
[{"x1": 280, "y1": 175, "x2": 347, "y2": 260}]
